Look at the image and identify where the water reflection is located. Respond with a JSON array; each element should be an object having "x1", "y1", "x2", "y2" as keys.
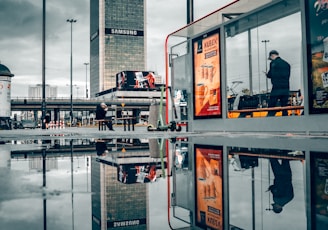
[
  {"x1": 1, "y1": 140, "x2": 91, "y2": 230},
  {"x1": 1, "y1": 135, "x2": 328, "y2": 229},
  {"x1": 228, "y1": 147, "x2": 306, "y2": 230}
]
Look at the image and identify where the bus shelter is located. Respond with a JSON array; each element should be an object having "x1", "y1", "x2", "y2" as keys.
[{"x1": 165, "y1": 0, "x2": 328, "y2": 133}]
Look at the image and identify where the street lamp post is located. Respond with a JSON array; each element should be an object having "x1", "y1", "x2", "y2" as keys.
[
  {"x1": 67, "y1": 19, "x2": 77, "y2": 127},
  {"x1": 75, "y1": 85, "x2": 80, "y2": 99},
  {"x1": 66, "y1": 84, "x2": 79, "y2": 98},
  {"x1": 41, "y1": 0, "x2": 46, "y2": 129},
  {"x1": 261, "y1": 39, "x2": 270, "y2": 93},
  {"x1": 84, "y1": 63, "x2": 89, "y2": 99}
]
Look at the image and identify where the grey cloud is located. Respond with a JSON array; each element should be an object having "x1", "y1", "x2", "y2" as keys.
[
  {"x1": 0, "y1": 0, "x2": 42, "y2": 39},
  {"x1": 0, "y1": 0, "x2": 90, "y2": 97},
  {"x1": 5, "y1": 0, "x2": 234, "y2": 97}
]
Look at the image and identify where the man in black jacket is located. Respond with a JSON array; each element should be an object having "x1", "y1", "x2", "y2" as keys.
[
  {"x1": 266, "y1": 50, "x2": 291, "y2": 116},
  {"x1": 95, "y1": 102, "x2": 114, "y2": 130},
  {"x1": 268, "y1": 158, "x2": 294, "y2": 213}
]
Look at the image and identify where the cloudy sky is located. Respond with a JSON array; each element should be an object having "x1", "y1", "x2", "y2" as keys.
[{"x1": 0, "y1": 0, "x2": 234, "y2": 98}]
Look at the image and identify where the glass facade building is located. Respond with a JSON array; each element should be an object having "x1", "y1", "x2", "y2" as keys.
[{"x1": 90, "y1": 0, "x2": 146, "y2": 98}]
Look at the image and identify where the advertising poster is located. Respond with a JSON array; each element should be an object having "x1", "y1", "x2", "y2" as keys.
[
  {"x1": 306, "y1": 1, "x2": 328, "y2": 113},
  {"x1": 195, "y1": 144, "x2": 223, "y2": 230},
  {"x1": 193, "y1": 30, "x2": 221, "y2": 118},
  {"x1": 116, "y1": 71, "x2": 157, "y2": 90},
  {"x1": 310, "y1": 151, "x2": 328, "y2": 229}
]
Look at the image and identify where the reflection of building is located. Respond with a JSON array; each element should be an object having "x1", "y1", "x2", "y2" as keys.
[
  {"x1": 91, "y1": 152, "x2": 150, "y2": 230},
  {"x1": 29, "y1": 158, "x2": 58, "y2": 171},
  {"x1": 0, "y1": 149, "x2": 11, "y2": 168},
  {"x1": 28, "y1": 84, "x2": 57, "y2": 98},
  {"x1": 90, "y1": 0, "x2": 146, "y2": 98}
]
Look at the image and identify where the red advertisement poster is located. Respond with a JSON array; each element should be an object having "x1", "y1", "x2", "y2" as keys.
[
  {"x1": 306, "y1": 0, "x2": 328, "y2": 113},
  {"x1": 195, "y1": 145, "x2": 223, "y2": 230},
  {"x1": 193, "y1": 30, "x2": 222, "y2": 118}
]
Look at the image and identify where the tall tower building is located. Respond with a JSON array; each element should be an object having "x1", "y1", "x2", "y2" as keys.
[{"x1": 90, "y1": 0, "x2": 146, "y2": 98}]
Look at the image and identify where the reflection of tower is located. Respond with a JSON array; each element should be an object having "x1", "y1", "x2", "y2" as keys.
[{"x1": 91, "y1": 156, "x2": 148, "y2": 230}]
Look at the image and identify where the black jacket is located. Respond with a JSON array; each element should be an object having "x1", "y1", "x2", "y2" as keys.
[
  {"x1": 269, "y1": 178, "x2": 294, "y2": 207},
  {"x1": 96, "y1": 141, "x2": 107, "y2": 156},
  {"x1": 267, "y1": 57, "x2": 290, "y2": 90},
  {"x1": 95, "y1": 105, "x2": 106, "y2": 120},
  {"x1": 269, "y1": 159, "x2": 294, "y2": 207}
]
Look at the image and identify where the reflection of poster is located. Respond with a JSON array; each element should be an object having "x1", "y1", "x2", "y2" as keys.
[
  {"x1": 117, "y1": 163, "x2": 161, "y2": 184},
  {"x1": 195, "y1": 145, "x2": 223, "y2": 230},
  {"x1": 193, "y1": 30, "x2": 221, "y2": 118},
  {"x1": 306, "y1": 1, "x2": 328, "y2": 113},
  {"x1": 311, "y1": 152, "x2": 328, "y2": 229},
  {"x1": 175, "y1": 146, "x2": 188, "y2": 169}
]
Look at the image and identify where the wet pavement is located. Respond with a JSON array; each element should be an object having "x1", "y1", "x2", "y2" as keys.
[{"x1": 0, "y1": 127, "x2": 328, "y2": 229}]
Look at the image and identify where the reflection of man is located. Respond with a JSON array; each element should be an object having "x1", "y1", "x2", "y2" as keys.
[
  {"x1": 266, "y1": 50, "x2": 291, "y2": 116},
  {"x1": 268, "y1": 159, "x2": 294, "y2": 213},
  {"x1": 95, "y1": 140, "x2": 108, "y2": 156}
]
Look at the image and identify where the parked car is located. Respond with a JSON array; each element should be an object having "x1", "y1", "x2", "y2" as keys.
[{"x1": 19, "y1": 120, "x2": 37, "y2": 129}]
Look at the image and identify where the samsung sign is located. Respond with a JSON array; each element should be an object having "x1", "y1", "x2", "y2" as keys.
[
  {"x1": 107, "y1": 218, "x2": 146, "y2": 228},
  {"x1": 105, "y1": 28, "x2": 144, "y2": 37}
]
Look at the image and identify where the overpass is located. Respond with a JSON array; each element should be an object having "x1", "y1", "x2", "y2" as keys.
[
  {"x1": 10, "y1": 97, "x2": 165, "y2": 125},
  {"x1": 11, "y1": 97, "x2": 157, "y2": 112}
]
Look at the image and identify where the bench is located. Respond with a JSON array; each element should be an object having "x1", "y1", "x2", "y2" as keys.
[
  {"x1": 228, "y1": 106, "x2": 304, "y2": 118},
  {"x1": 95, "y1": 119, "x2": 107, "y2": 131},
  {"x1": 116, "y1": 117, "x2": 136, "y2": 131},
  {"x1": 230, "y1": 151, "x2": 305, "y2": 160}
]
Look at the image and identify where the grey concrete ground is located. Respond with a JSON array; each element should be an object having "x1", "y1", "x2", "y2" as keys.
[{"x1": 0, "y1": 124, "x2": 192, "y2": 142}]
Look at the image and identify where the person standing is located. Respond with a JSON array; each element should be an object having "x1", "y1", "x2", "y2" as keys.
[
  {"x1": 266, "y1": 50, "x2": 291, "y2": 116},
  {"x1": 95, "y1": 102, "x2": 114, "y2": 131},
  {"x1": 44, "y1": 113, "x2": 50, "y2": 129}
]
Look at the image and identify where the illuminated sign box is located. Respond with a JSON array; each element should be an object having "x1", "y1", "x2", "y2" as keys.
[
  {"x1": 195, "y1": 144, "x2": 223, "y2": 230},
  {"x1": 116, "y1": 71, "x2": 159, "y2": 90},
  {"x1": 192, "y1": 29, "x2": 222, "y2": 119}
]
